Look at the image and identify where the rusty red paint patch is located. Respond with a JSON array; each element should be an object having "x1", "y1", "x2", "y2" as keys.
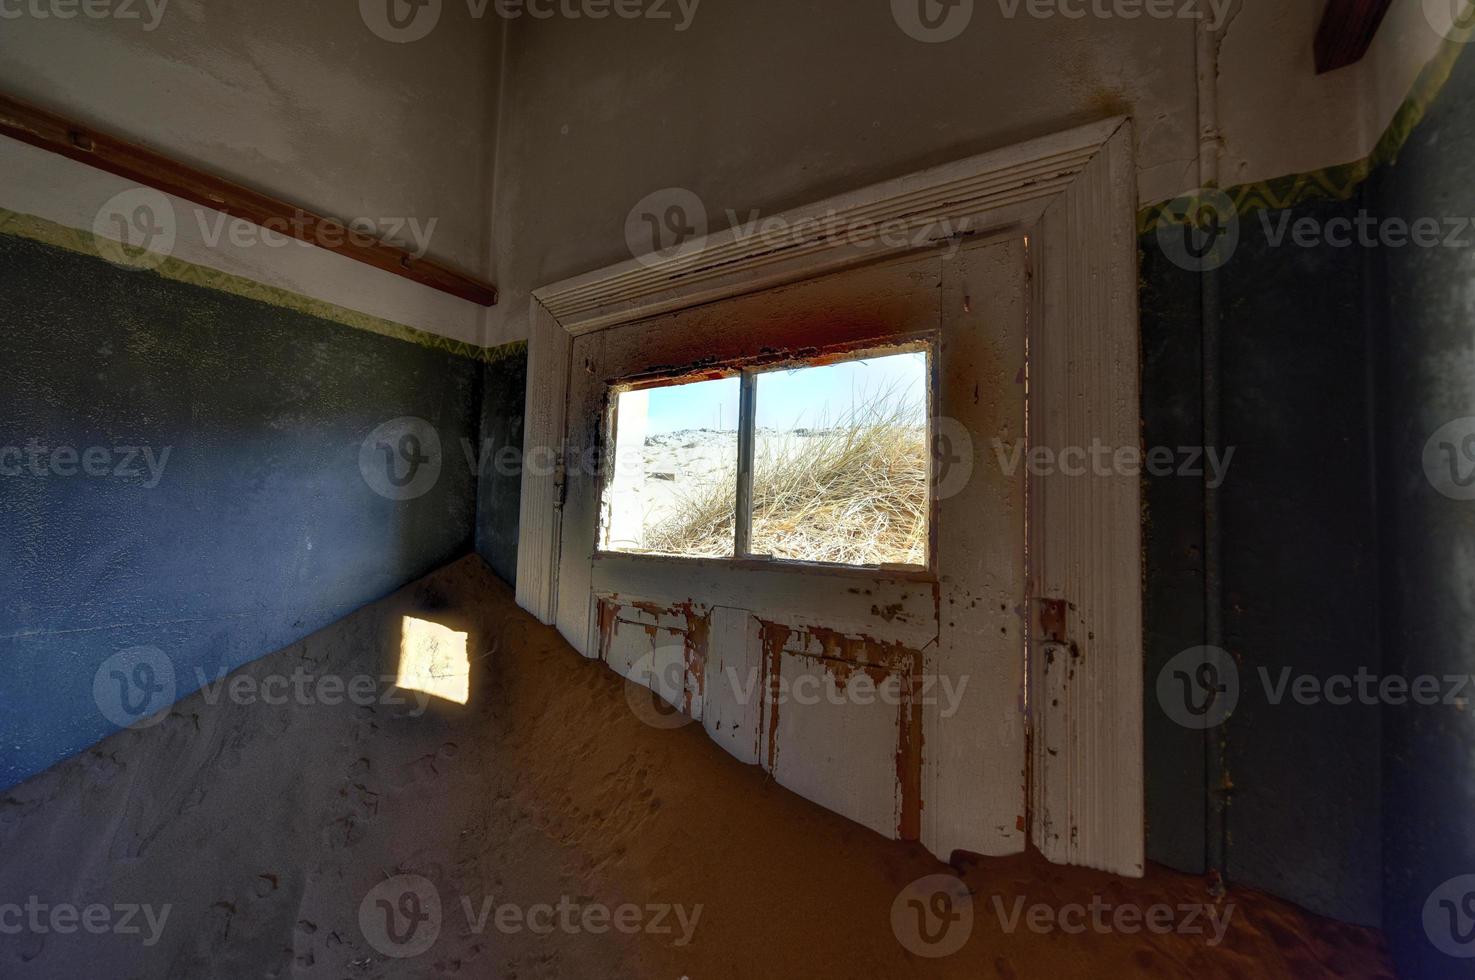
[
  {"x1": 758, "y1": 621, "x2": 791, "y2": 772},
  {"x1": 681, "y1": 605, "x2": 710, "y2": 715},
  {"x1": 895, "y1": 647, "x2": 925, "y2": 842},
  {"x1": 1038, "y1": 597, "x2": 1068, "y2": 645}
]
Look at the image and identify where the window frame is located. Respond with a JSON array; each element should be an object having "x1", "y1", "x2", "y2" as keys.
[
  {"x1": 593, "y1": 333, "x2": 939, "y2": 576},
  {"x1": 517, "y1": 117, "x2": 1144, "y2": 880}
]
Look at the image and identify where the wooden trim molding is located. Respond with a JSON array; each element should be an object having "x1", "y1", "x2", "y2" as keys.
[
  {"x1": 1314, "y1": 0, "x2": 1395, "y2": 74},
  {"x1": 516, "y1": 117, "x2": 1143, "y2": 877},
  {"x1": 0, "y1": 92, "x2": 497, "y2": 307},
  {"x1": 537, "y1": 118, "x2": 1120, "y2": 334}
]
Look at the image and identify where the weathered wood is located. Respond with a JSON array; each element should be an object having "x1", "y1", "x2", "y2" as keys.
[
  {"x1": 535, "y1": 119, "x2": 1126, "y2": 333},
  {"x1": 1029, "y1": 122, "x2": 1143, "y2": 877},
  {"x1": 703, "y1": 607, "x2": 763, "y2": 764},
  {"x1": 735, "y1": 370, "x2": 758, "y2": 556},
  {"x1": 590, "y1": 556, "x2": 937, "y2": 649},
  {"x1": 924, "y1": 237, "x2": 1029, "y2": 860},
  {"x1": 1314, "y1": 0, "x2": 1395, "y2": 74},
  {"x1": 554, "y1": 329, "x2": 609, "y2": 653},
  {"x1": 0, "y1": 92, "x2": 497, "y2": 306},
  {"x1": 515, "y1": 299, "x2": 573, "y2": 624},
  {"x1": 766, "y1": 638, "x2": 910, "y2": 839}
]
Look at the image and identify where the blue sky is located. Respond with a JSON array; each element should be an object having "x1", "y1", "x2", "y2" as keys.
[{"x1": 643, "y1": 351, "x2": 927, "y2": 434}]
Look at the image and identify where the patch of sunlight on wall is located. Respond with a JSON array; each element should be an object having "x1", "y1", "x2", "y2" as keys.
[{"x1": 397, "y1": 616, "x2": 470, "y2": 705}]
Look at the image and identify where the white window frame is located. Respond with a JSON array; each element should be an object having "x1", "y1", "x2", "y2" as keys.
[
  {"x1": 515, "y1": 117, "x2": 1143, "y2": 877},
  {"x1": 594, "y1": 339, "x2": 936, "y2": 571}
]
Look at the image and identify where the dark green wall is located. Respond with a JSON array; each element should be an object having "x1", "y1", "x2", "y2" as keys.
[
  {"x1": 0, "y1": 234, "x2": 482, "y2": 790},
  {"x1": 1218, "y1": 192, "x2": 1383, "y2": 924},
  {"x1": 1142, "y1": 190, "x2": 1383, "y2": 926},
  {"x1": 1143, "y1": 47, "x2": 1475, "y2": 951},
  {"x1": 475, "y1": 349, "x2": 527, "y2": 585},
  {"x1": 1140, "y1": 228, "x2": 1208, "y2": 875},
  {"x1": 1371, "y1": 43, "x2": 1475, "y2": 979}
]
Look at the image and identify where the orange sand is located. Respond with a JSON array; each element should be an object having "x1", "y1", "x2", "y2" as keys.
[{"x1": 0, "y1": 556, "x2": 1395, "y2": 977}]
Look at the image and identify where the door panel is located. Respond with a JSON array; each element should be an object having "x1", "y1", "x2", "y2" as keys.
[{"x1": 767, "y1": 639, "x2": 915, "y2": 838}]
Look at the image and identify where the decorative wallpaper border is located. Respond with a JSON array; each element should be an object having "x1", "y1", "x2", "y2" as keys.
[
  {"x1": 1138, "y1": 30, "x2": 1469, "y2": 235},
  {"x1": 0, "y1": 206, "x2": 520, "y2": 365}
]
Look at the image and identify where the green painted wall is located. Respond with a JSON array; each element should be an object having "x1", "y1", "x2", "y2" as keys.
[{"x1": 1370, "y1": 38, "x2": 1475, "y2": 979}]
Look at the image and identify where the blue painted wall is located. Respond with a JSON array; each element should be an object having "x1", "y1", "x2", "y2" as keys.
[{"x1": 0, "y1": 234, "x2": 481, "y2": 790}]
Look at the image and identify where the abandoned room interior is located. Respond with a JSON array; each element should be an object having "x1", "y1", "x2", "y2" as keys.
[{"x1": 1, "y1": 0, "x2": 1473, "y2": 977}]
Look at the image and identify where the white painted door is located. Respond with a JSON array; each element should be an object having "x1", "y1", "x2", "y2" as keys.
[{"x1": 556, "y1": 239, "x2": 1028, "y2": 861}]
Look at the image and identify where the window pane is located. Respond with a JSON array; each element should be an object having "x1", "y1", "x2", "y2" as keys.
[
  {"x1": 600, "y1": 376, "x2": 739, "y2": 557},
  {"x1": 750, "y1": 350, "x2": 928, "y2": 566}
]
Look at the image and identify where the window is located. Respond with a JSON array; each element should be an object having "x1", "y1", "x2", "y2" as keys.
[{"x1": 598, "y1": 343, "x2": 931, "y2": 569}]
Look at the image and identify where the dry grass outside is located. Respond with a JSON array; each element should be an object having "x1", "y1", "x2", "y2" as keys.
[{"x1": 644, "y1": 399, "x2": 928, "y2": 566}]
